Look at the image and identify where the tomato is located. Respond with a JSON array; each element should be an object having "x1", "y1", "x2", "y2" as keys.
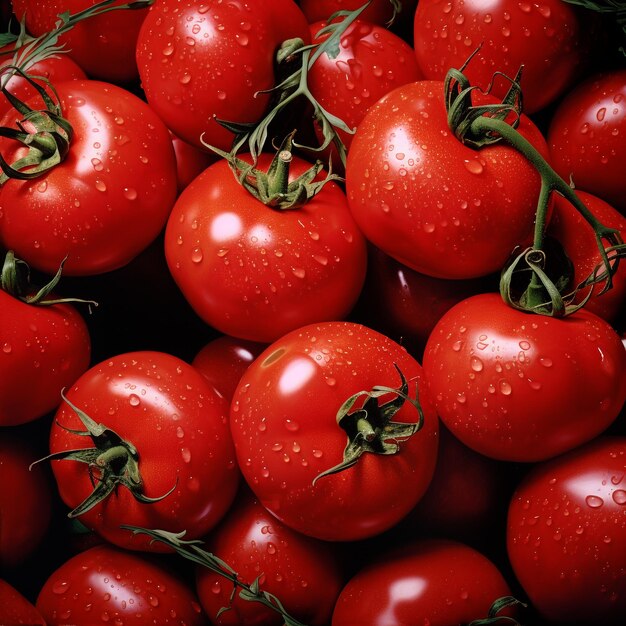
[
  {"x1": 47, "y1": 351, "x2": 239, "y2": 551},
  {"x1": 192, "y1": 335, "x2": 266, "y2": 402},
  {"x1": 332, "y1": 539, "x2": 512, "y2": 626},
  {"x1": 548, "y1": 69, "x2": 626, "y2": 214},
  {"x1": 36, "y1": 544, "x2": 207, "y2": 625},
  {"x1": 547, "y1": 190, "x2": 626, "y2": 323},
  {"x1": 136, "y1": 0, "x2": 310, "y2": 150},
  {"x1": 0, "y1": 79, "x2": 178, "y2": 276},
  {"x1": 0, "y1": 287, "x2": 91, "y2": 427},
  {"x1": 196, "y1": 490, "x2": 344, "y2": 625},
  {"x1": 164, "y1": 153, "x2": 367, "y2": 343},
  {"x1": 0, "y1": 434, "x2": 52, "y2": 568},
  {"x1": 413, "y1": 0, "x2": 591, "y2": 114},
  {"x1": 299, "y1": 0, "x2": 417, "y2": 26},
  {"x1": 0, "y1": 54, "x2": 86, "y2": 118},
  {"x1": 0, "y1": 579, "x2": 45, "y2": 626},
  {"x1": 307, "y1": 17, "x2": 423, "y2": 156},
  {"x1": 423, "y1": 293, "x2": 626, "y2": 462},
  {"x1": 346, "y1": 80, "x2": 549, "y2": 279},
  {"x1": 507, "y1": 436, "x2": 626, "y2": 625},
  {"x1": 11, "y1": 0, "x2": 149, "y2": 83},
  {"x1": 230, "y1": 321, "x2": 439, "y2": 541},
  {"x1": 170, "y1": 133, "x2": 216, "y2": 195}
]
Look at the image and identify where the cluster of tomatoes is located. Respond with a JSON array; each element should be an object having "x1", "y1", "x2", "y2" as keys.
[{"x1": 1, "y1": 0, "x2": 625, "y2": 625}]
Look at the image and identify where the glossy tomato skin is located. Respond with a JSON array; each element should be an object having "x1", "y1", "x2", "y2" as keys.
[
  {"x1": 196, "y1": 491, "x2": 344, "y2": 625},
  {"x1": 36, "y1": 544, "x2": 208, "y2": 625},
  {"x1": 170, "y1": 133, "x2": 216, "y2": 195},
  {"x1": 0, "y1": 579, "x2": 46, "y2": 626},
  {"x1": 423, "y1": 293, "x2": 626, "y2": 461},
  {"x1": 413, "y1": 0, "x2": 590, "y2": 114},
  {"x1": 165, "y1": 155, "x2": 367, "y2": 343},
  {"x1": 0, "y1": 80, "x2": 177, "y2": 276},
  {"x1": 0, "y1": 291, "x2": 90, "y2": 426},
  {"x1": 346, "y1": 80, "x2": 547, "y2": 279},
  {"x1": 136, "y1": 0, "x2": 310, "y2": 150},
  {"x1": 548, "y1": 69, "x2": 626, "y2": 214},
  {"x1": 507, "y1": 437, "x2": 626, "y2": 625},
  {"x1": 49, "y1": 351, "x2": 239, "y2": 551},
  {"x1": 332, "y1": 539, "x2": 512, "y2": 626},
  {"x1": 547, "y1": 190, "x2": 626, "y2": 322},
  {"x1": 230, "y1": 321, "x2": 439, "y2": 541},
  {"x1": 12, "y1": 0, "x2": 148, "y2": 83},
  {"x1": 0, "y1": 435, "x2": 52, "y2": 568}
]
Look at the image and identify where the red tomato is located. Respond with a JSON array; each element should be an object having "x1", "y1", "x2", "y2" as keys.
[
  {"x1": 548, "y1": 69, "x2": 626, "y2": 214},
  {"x1": 164, "y1": 154, "x2": 367, "y2": 343},
  {"x1": 0, "y1": 435, "x2": 52, "y2": 568},
  {"x1": 11, "y1": 0, "x2": 149, "y2": 83},
  {"x1": 300, "y1": 0, "x2": 417, "y2": 26},
  {"x1": 547, "y1": 190, "x2": 626, "y2": 322},
  {"x1": 48, "y1": 351, "x2": 239, "y2": 551},
  {"x1": 36, "y1": 544, "x2": 208, "y2": 625},
  {"x1": 345, "y1": 80, "x2": 548, "y2": 279},
  {"x1": 332, "y1": 539, "x2": 512, "y2": 626},
  {"x1": 423, "y1": 293, "x2": 626, "y2": 461},
  {"x1": 230, "y1": 321, "x2": 439, "y2": 541},
  {"x1": 192, "y1": 335, "x2": 266, "y2": 402},
  {"x1": 171, "y1": 133, "x2": 216, "y2": 195},
  {"x1": 0, "y1": 579, "x2": 45, "y2": 626},
  {"x1": 196, "y1": 491, "x2": 343, "y2": 625},
  {"x1": 507, "y1": 437, "x2": 626, "y2": 625},
  {"x1": 136, "y1": 0, "x2": 310, "y2": 150},
  {"x1": 0, "y1": 79, "x2": 178, "y2": 276},
  {"x1": 0, "y1": 289, "x2": 90, "y2": 426},
  {"x1": 413, "y1": 0, "x2": 591, "y2": 114}
]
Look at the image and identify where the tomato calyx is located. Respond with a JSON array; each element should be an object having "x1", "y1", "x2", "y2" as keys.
[
  {"x1": 30, "y1": 391, "x2": 176, "y2": 518},
  {"x1": 313, "y1": 364, "x2": 424, "y2": 485},
  {"x1": 445, "y1": 57, "x2": 624, "y2": 317},
  {"x1": 207, "y1": 131, "x2": 342, "y2": 210},
  {"x1": 1, "y1": 250, "x2": 96, "y2": 307},
  {"x1": 467, "y1": 595, "x2": 527, "y2": 625},
  {"x1": 120, "y1": 526, "x2": 307, "y2": 626}
]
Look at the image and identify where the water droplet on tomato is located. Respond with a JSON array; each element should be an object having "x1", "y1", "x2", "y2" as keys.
[
  {"x1": 267, "y1": 543, "x2": 276, "y2": 554},
  {"x1": 211, "y1": 581, "x2": 221, "y2": 595},
  {"x1": 95, "y1": 180, "x2": 107, "y2": 192},
  {"x1": 101, "y1": 611, "x2": 110, "y2": 622},
  {"x1": 52, "y1": 580, "x2": 70, "y2": 595},
  {"x1": 585, "y1": 495, "x2": 604, "y2": 508},
  {"x1": 539, "y1": 357, "x2": 553, "y2": 367},
  {"x1": 312, "y1": 449, "x2": 323, "y2": 458},
  {"x1": 470, "y1": 356, "x2": 483, "y2": 371},
  {"x1": 596, "y1": 107, "x2": 607, "y2": 122},
  {"x1": 162, "y1": 43, "x2": 174, "y2": 56},
  {"x1": 2, "y1": 343, "x2": 11, "y2": 354},
  {"x1": 285, "y1": 419, "x2": 299, "y2": 432},
  {"x1": 464, "y1": 159, "x2": 484, "y2": 175},
  {"x1": 124, "y1": 188, "x2": 137, "y2": 201},
  {"x1": 292, "y1": 267, "x2": 306, "y2": 279},
  {"x1": 499, "y1": 380, "x2": 512, "y2": 395},
  {"x1": 181, "y1": 447, "x2": 191, "y2": 463},
  {"x1": 236, "y1": 33, "x2": 249, "y2": 46},
  {"x1": 148, "y1": 596, "x2": 159, "y2": 607},
  {"x1": 128, "y1": 394, "x2": 140, "y2": 406},
  {"x1": 176, "y1": 426, "x2": 184, "y2": 439},
  {"x1": 612, "y1": 489, "x2": 626, "y2": 505},
  {"x1": 452, "y1": 340, "x2": 463, "y2": 352},
  {"x1": 191, "y1": 248, "x2": 203, "y2": 263}
]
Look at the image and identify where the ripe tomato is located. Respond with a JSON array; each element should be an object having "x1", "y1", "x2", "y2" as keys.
[
  {"x1": 164, "y1": 153, "x2": 367, "y2": 343},
  {"x1": 0, "y1": 288, "x2": 90, "y2": 426},
  {"x1": 547, "y1": 190, "x2": 626, "y2": 322},
  {"x1": 47, "y1": 351, "x2": 239, "y2": 551},
  {"x1": 0, "y1": 79, "x2": 178, "y2": 276},
  {"x1": 170, "y1": 133, "x2": 215, "y2": 195},
  {"x1": 332, "y1": 539, "x2": 512, "y2": 626},
  {"x1": 507, "y1": 436, "x2": 626, "y2": 625},
  {"x1": 230, "y1": 321, "x2": 439, "y2": 541},
  {"x1": 136, "y1": 0, "x2": 310, "y2": 150},
  {"x1": 345, "y1": 80, "x2": 547, "y2": 279},
  {"x1": 548, "y1": 69, "x2": 626, "y2": 214},
  {"x1": 11, "y1": 0, "x2": 149, "y2": 83},
  {"x1": 0, "y1": 579, "x2": 45, "y2": 626},
  {"x1": 0, "y1": 434, "x2": 52, "y2": 568},
  {"x1": 423, "y1": 293, "x2": 626, "y2": 461},
  {"x1": 36, "y1": 544, "x2": 207, "y2": 625},
  {"x1": 196, "y1": 490, "x2": 343, "y2": 625},
  {"x1": 192, "y1": 335, "x2": 266, "y2": 402},
  {"x1": 413, "y1": 0, "x2": 591, "y2": 114}
]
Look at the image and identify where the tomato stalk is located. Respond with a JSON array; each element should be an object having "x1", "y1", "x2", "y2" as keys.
[
  {"x1": 445, "y1": 59, "x2": 624, "y2": 316},
  {"x1": 30, "y1": 392, "x2": 176, "y2": 518},
  {"x1": 120, "y1": 526, "x2": 307, "y2": 626},
  {"x1": 313, "y1": 364, "x2": 424, "y2": 484},
  {"x1": 467, "y1": 595, "x2": 526, "y2": 626}
]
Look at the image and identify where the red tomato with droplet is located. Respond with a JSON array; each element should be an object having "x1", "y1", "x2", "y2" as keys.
[
  {"x1": 423, "y1": 293, "x2": 626, "y2": 461},
  {"x1": 413, "y1": 0, "x2": 591, "y2": 114},
  {"x1": 346, "y1": 80, "x2": 547, "y2": 279},
  {"x1": 0, "y1": 79, "x2": 177, "y2": 275},
  {"x1": 548, "y1": 69, "x2": 626, "y2": 214},
  {"x1": 507, "y1": 437, "x2": 626, "y2": 625},
  {"x1": 36, "y1": 544, "x2": 208, "y2": 625},
  {"x1": 164, "y1": 154, "x2": 367, "y2": 343},
  {"x1": 230, "y1": 321, "x2": 439, "y2": 541},
  {"x1": 136, "y1": 0, "x2": 310, "y2": 150},
  {"x1": 48, "y1": 351, "x2": 239, "y2": 551},
  {"x1": 332, "y1": 539, "x2": 512, "y2": 626},
  {"x1": 0, "y1": 579, "x2": 45, "y2": 626},
  {"x1": 196, "y1": 491, "x2": 343, "y2": 625}
]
